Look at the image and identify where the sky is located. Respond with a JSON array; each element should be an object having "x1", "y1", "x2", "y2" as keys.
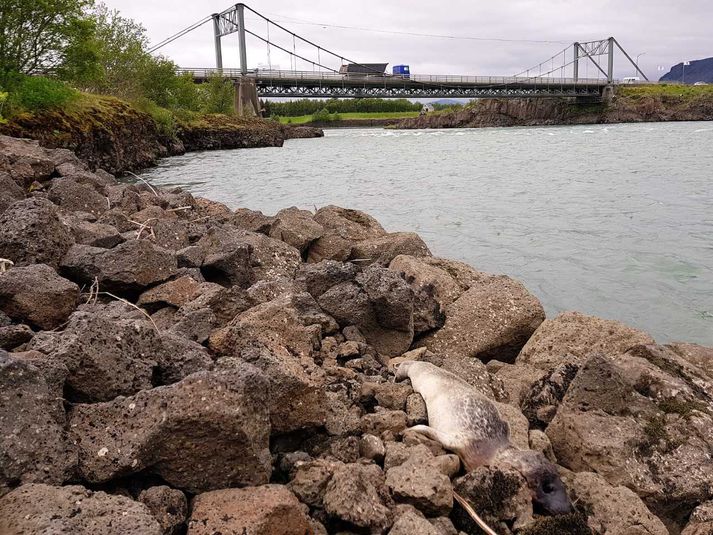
[{"x1": 105, "y1": 0, "x2": 712, "y2": 81}]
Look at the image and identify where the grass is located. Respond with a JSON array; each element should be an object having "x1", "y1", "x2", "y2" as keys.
[
  {"x1": 616, "y1": 83, "x2": 713, "y2": 99},
  {"x1": 278, "y1": 111, "x2": 419, "y2": 124}
]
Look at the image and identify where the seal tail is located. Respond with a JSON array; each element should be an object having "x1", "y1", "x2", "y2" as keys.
[{"x1": 453, "y1": 490, "x2": 500, "y2": 535}]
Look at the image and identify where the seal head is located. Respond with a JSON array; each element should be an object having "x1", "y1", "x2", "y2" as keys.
[{"x1": 498, "y1": 449, "x2": 572, "y2": 515}]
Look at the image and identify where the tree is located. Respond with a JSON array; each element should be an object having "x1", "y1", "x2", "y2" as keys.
[
  {"x1": 200, "y1": 74, "x2": 234, "y2": 114},
  {"x1": 0, "y1": 0, "x2": 94, "y2": 78}
]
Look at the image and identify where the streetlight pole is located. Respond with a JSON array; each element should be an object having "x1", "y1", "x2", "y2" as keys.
[{"x1": 635, "y1": 52, "x2": 646, "y2": 78}]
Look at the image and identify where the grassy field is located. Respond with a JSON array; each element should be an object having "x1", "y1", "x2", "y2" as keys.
[
  {"x1": 617, "y1": 83, "x2": 713, "y2": 98},
  {"x1": 278, "y1": 111, "x2": 420, "y2": 124}
]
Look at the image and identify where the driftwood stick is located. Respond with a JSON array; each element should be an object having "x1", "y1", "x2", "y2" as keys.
[{"x1": 453, "y1": 490, "x2": 499, "y2": 535}]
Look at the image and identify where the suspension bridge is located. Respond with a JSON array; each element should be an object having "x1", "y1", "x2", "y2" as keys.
[{"x1": 149, "y1": 3, "x2": 649, "y2": 115}]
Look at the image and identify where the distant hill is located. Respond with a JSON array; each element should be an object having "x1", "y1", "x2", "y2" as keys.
[
  {"x1": 429, "y1": 99, "x2": 464, "y2": 106},
  {"x1": 659, "y1": 57, "x2": 713, "y2": 84}
]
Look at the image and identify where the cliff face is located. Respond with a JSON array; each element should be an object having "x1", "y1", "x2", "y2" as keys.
[
  {"x1": 395, "y1": 88, "x2": 713, "y2": 129},
  {"x1": 0, "y1": 95, "x2": 323, "y2": 175},
  {"x1": 0, "y1": 96, "x2": 172, "y2": 174}
]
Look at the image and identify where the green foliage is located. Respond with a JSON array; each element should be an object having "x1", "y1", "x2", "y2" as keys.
[
  {"x1": 0, "y1": 91, "x2": 7, "y2": 123},
  {"x1": 268, "y1": 97, "x2": 421, "y2": 117},
  {"x1": 0, "y1": 0, "x2": 94, "y2": 79},
  {"x1": 4, "y1": 75, "x2": 77, "y2": 113},
  {"x1": 134, "y1": 98, "x2": 176, "y2": 139},
  {"x1": 200, "y1": 74, "x2": 235, "y2": 115}
]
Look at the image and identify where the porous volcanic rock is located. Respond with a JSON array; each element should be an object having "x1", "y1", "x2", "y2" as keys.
[
  {"x1": 418, "y1": 275, "x2": 545, "y2": 362},
  {"x1": 546, "y1": 351, "x2": 713, "y2": 524},
  {"x1": 68, "y1": 365, "x2": 272, "y2": 493},
  {"x1": 60, "y1": 240, "x2": 177, "y2": 293},
  {"x1": 27, "y1": 305, "x2": 161, "y2": 401},
  {"x1": 682, "y1": 501, "x2": 713, "y2": 535},
  {"x1": 0, "y1": 197, "x2": 74, "y2": 268},
  {"x1": 0, "y1": 263, "x2": 79, "y2": 329},
  {"x1": 516, "y1": 311, "x2": 655, "y2": 370},
  {"x1": 48, "y1": 177, "x2": 108, "y2": 216},
  {"x1": 187, "y1": 485, "x2": 311, "y2": 535},
  {"x1": 351, "y1": 231, "x2": 431, "y2": 266},
  {"x1": 138, "y1": 486, "x2": 187, "y2": 535},
  {"x1": 0, "y1": 352, "x2": 75, "y2": 496},
  {"x1": 269, "y1": 206, "x2": 324, "y2": 255},
  {"x1": 0, "y1": 483, "x2": 161, "y2": 535}
]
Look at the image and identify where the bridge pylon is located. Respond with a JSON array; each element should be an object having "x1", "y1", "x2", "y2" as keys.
[{"x1": 235, "y1": 78, "x2": 260, "y2": 117}]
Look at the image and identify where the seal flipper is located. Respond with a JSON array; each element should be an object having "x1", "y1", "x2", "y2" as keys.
[{"x1": 406, "y1": 425, "x2": 456, "y2": 447}]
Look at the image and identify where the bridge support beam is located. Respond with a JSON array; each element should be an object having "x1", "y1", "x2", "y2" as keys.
[
  {"x1": 573, "y1": 42, "x2": 580, "y2": 81},
  {"x1": 235, "y1": 79, "x2": 260, "y2": 117},
  {"x1": 212, "y1": 14, "x2": 223, "y2": 69},
  {"x1": 607, "y1": 37, "x2": 615, "y2": 83}
]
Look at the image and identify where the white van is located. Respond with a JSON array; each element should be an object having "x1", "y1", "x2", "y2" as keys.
[{"x1": 622, "y1": 77, "x2": 641, "y2": 84}]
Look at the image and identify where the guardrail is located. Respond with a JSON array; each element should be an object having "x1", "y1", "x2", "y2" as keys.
[{"x1": 176, "y1": 68, "x2": 608, "y2": 86}]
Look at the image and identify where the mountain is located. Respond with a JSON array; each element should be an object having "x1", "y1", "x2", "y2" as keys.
[{"x1": 659, "y1": 57, "x2": 713, "y2": 84}]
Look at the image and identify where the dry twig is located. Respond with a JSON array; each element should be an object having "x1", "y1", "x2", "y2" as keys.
[
  {"x1": 100, "y1": 291, "x2": 158, "y2": 332},
  {"x1": 125, "y1": 171, "x2": 159, "y2": 197},
  {"x1": 453, "y1": 490, "x2": 499, "y2": 535}
]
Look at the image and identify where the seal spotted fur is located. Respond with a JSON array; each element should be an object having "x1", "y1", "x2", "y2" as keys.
[{"x1": 396, "y1": 360, "x2": 572, "y2": 515}]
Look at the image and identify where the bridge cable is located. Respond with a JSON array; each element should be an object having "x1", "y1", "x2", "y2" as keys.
[
  {"x1": 242, "y1": 27, "x2": 340, "y2": 73},
  {"x1": 148, "y1": 16, "x2": 212, "y2": 54}
]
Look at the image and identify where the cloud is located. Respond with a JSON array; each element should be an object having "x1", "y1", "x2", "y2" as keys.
[{"x1": 105, "y1": 0, "x2": 712, "y2": 80}]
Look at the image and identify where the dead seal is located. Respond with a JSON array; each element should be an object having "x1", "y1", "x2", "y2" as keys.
[{"x1": 396, "y1": 360, "x2": 572, "y2": 516}]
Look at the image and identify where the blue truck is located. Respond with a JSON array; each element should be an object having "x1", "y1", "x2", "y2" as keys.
[{"x1": 392, "y1": 65, "x2": 410, "y2": 78}]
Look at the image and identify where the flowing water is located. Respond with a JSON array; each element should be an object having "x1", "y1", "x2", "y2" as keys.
[{"x1": 140, "y1": 122, "x2": 713, "y2": 346}]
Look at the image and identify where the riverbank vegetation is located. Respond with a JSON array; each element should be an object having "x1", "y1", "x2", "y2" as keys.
[
  {"x1": 278, "y1": 111, "x2": 420, "y2": 125},
  {"x1": 0, "y1": 0, "x2": 237, "y2": 135}
]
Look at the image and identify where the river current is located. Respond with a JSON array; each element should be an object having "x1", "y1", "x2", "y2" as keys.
[{"x1": 140, "y1": 122, "x2": 713, "y2": 346}]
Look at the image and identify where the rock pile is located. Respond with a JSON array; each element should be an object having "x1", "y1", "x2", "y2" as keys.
[{"x1": 0, "y1": 134, "x2": 711, "y2": 534}]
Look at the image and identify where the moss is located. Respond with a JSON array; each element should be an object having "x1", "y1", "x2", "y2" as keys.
[
  {"x1": 517, "y1": 513, "x2": 592, "y2": 535},
  {"x1": 657, "y1": 398, "x2": 709, "y2": 418}
]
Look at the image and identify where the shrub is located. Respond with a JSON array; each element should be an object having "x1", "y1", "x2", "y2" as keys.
[
  {"x1": 311, "y1": 108, "x2": 331, "y2": 122},
  {"x1": 6, "y1": 75, "x2": 78, "y2": 113},
  {"x1": 0, "y1": 91, "x2": 7, "y2": 123},
  {"x1": 134, "y1": 97, "x2": 176, "y2": 139}
]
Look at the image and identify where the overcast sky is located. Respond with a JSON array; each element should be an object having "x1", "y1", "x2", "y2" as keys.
[{"x1": 105, "y1": 0, "x2": 711, "y2": 80}]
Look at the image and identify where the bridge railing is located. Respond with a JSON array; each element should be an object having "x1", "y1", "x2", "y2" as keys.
[{"x1": 176, "y1": 68, "x2": 606, "y2": 86}]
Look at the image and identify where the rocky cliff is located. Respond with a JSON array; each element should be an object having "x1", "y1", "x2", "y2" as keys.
[
  {"x1": 0, "y1": 96, "x2": 322, "y2": 175},
  {"x1": 396, "y1": 87, "x2": 713, "y2": 129},
  {"x1": 0, "y1": 135, "x2": 712, "y2": 535}
]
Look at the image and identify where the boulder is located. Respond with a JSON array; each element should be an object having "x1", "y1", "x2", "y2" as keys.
[
  {"x1": 27, "y1": 306, "x2": 160, "y2": 402},
  {"x1": 157, "y1": 332, "x2": 213, "y2": 385},
  {"x1": 0, "y1": 264, "x2": 79, "y2": 329},
  {"x1": 0, "y1": 135, "x2": 71, "y2": 187},
  {"x1": 218, "y1": 347, "x2": 327, "y2": 435},
  {"x1": 318, "y1": 266, "x2": 416, "y2": 357},
  {"x1": 451, "y1": 466, "x2": 533, "y2": 534},
  {"x1": 0, "y1": 324, "x2": 34, "y2": 350},
  {"x1": 48, "y1": 177, "x2": 108, "y2": 216},
  {"x1": 351, "y1": 232, "x2": 431, "y2": 266},
  {"x1": 138, "y1": 486, "x2": 187, "y2": 535},
  {"x1": 521, "y1": 362, "x2": 580, "y2": 428},
  {"x1": 682, "y1": 501, "x2": 713, "y2": 535},
  {"x1": 63, "y1": 216, "x2": 124, "y2": 248},
  {"x1": 231, "y1": 207, "x2": 275, "y2": 234},
  {"x1": 385, "y1": 445, "x2": 453, "y2": 515},
  {"x1": 239, "y1": 229, "x2": 302, "y2": 282},
  {"x1": 269, "y1": 206, "x2": 324, "y2": 255},
  {"x1": 196, "y1": 225, "x2": 253, "y2": 287},
  {"x1": 308, "y1": 205, "x2": 386, "y2": 263},
  {"x1": 188, "y1": 485, "x2": 310, "y2": 535},
  {"x1": 0, "y1": 172, "x2": 25, "y2": 214},
  {"x1": 546, "y1": 352, "x2": 713, "y2": 524},
  {"x1": 0, "y1": 483, "x2": 161, "y2": 535},
  {"x1": 0, "y1": 353, "x2": 75, "y2": 496},
  {"x1": 210, "y1": 292, "x2": 335, "y2": 359},
  {"x1": 0, "y1": 197, "x2": 74, "y2": 268},
  {"x1": 296, "y1": 260, "x2": 359, "y2": 298},
  {"x1": 516, "y1": 311, "x2": 655, "y2": 370},
  {"x1": 389, "y1": 507, "x2": 441, "y2": 535},
  {"x1": 69, "y1": 365, "x2": 272, "y2": 493},
  {"x1": 565, "y1": 471, "x2": 668, "y2": 535},
  {"x1": 419, "y1": 275, "x2": 545, "y2": 363},
  {"x1": 323, "y1": 463, "x2": 393, "y2": 530},
  {"x1": 137, "y1": 275, "x2": 203, "y2": 312},
  {"x1": 61, "y1": 240, "x2": 177, "y2": 294},
  {"x1": 288, "y1": 458, "x2": 343, "y2": 508}
]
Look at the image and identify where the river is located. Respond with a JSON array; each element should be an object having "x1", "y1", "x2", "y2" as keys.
[{"x1": 140, "y1": 122, "x2": 713, "y2": 346}]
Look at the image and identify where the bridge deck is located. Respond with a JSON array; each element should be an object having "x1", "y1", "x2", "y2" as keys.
[{"x1": 177, "y1": 68, "x2": 608, "y2": 99}]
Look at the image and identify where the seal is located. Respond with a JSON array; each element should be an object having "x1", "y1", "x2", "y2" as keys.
[{"x1": 396, "y1": 360, "x2": 572, "y2": 515}]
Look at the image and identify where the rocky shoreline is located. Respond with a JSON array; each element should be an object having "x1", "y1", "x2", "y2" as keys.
[
  {"x1": 395, "y1": 92, "x2": 713, "y2": 129},
  {"x1": 0, "y1": 96, "x2": 323, "y2": 175},
  {"x1": 1, "y1": 134, "x2": 712, "y2": 535}
]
